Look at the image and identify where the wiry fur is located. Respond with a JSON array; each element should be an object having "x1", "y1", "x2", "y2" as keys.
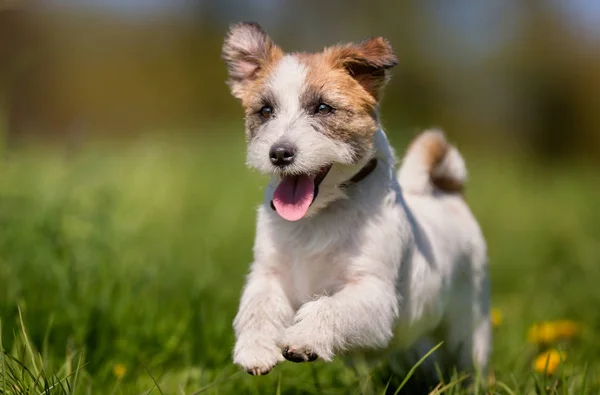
[{"x1": 222, "y1": 22, "x2": 491, "y2": 387}]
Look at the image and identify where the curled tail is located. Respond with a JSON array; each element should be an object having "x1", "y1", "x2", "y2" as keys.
[{"x1": 398, "y1": 129, "x2": 467, "y2": 195}]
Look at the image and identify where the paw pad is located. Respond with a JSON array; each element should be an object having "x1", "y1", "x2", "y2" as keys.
[
  {"x1": 246, "y1": 366, "x2": 272, "y2": 376},
  {"x1": 282, "y1": 347, "x2": 318, "y2": 363}
]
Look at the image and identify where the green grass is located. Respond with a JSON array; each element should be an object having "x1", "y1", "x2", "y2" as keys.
[{"x1": 0, "y1": 128, "x2": 599, "y2": 394}]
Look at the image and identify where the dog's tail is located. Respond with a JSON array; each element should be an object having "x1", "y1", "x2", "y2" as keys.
[{"x1": 397, "y1": 129, "x2": 467, "y2": 195}]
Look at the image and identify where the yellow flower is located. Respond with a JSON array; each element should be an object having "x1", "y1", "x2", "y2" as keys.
[
  {"x1": 528, "y1": 322, "x2": 558, "y2": 344},
  {"x1": 113, "y1": 363, "x2": 127, "y2": 380},
  {"x1": 533, "y1": 349, "x2": 566, "y2": 375},
  {"x1": 528, "y1": 320, "x2": 580, "y2": 344},
  {"x1": 491, "y1": 308, "x2": 503, "y2": 327},
  {"x1": 554, "y1": 320, "x2": 581, "y2": 338}
]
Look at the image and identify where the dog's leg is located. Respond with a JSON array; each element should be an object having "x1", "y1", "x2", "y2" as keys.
[
  {"x1": 233, "y1": 266, "x2": 294, "y2": 375},
  {"x1": 442, "y1": 258, "x2": 491, "y2": 385},
  {"x1": 279, "y1": 276, "x2": 398, "y2": 363}
]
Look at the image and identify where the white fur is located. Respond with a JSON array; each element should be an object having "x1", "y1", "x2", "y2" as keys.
[
  {"x1": 233, "y1": 123, "x2": 491, "y2": 379},
  {"x1": 267, "y1": 56, "x2": 306, "y2": 118},
  {"x1": 246, "y1": 55, "x2": 357, "y2": 187}
]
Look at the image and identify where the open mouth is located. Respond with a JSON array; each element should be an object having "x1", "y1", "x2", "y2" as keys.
[{"x1": 270, "y1": 165, "x2": 332, "y2": 221}]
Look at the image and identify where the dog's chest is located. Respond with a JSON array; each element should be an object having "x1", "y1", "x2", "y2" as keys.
[
  {"x1": 266, "y1": 207, "x2": 359, "y2": 307},
  {"x1": 287, "y1": 250, "x2": 346, "y2": 306}
]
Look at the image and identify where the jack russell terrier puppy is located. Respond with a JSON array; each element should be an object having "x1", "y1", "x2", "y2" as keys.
[{"x1": 222, "y1": 21, "x2": 491, "y2": 383}]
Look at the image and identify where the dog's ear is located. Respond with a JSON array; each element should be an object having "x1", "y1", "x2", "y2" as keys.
[
  {"x1": 329, "y1": 37, "x2": 398, "y2": 101},
  {"x1": 222, "y1": 22, "x2": 283, "y2": 100}
]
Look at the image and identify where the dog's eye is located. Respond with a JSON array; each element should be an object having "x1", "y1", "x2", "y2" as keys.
[
  {"x1": 315, "y1": 103, "x2": 333, "y2": 115},
  {"x1": 259, "y1": 106, "x2": 273, "y2": 119}
]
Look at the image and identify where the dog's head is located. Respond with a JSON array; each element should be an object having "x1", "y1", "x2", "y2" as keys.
[{"x1": 223, "y1": 22, "x2": 397, "y2": 221}]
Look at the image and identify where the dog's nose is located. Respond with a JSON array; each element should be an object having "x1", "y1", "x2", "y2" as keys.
[{"x1": 269, "y1": 142, "x2": 296, "y2": 167}]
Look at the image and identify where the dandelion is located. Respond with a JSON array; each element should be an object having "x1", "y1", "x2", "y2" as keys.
[
  {"x1": 554, "y1": 320, "x2": 581, "y2": 338},
  {"x1": 491, "y1": 308, "x2": 503, "y2": 328},
  {"x1": 528, "y1": 320, "x2": 580, "y2": 344},
  {"x1": 533, "y1": 349, "x2": 566, "y2": 375},
  {"x1": 528, "y1": 322, "x2": 558, "y2": 344},
  {"x1": 113, "y1": 363, "x2": 127, "y2": 380}
]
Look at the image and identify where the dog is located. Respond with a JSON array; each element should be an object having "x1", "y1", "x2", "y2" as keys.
[{"x1": 222, "y1": 21, "x2": 491, "y2": 385}]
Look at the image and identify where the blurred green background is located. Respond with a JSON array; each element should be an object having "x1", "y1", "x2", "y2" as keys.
[{"x1": 0, "y1": 1, "x2": 599, "y2": 394}]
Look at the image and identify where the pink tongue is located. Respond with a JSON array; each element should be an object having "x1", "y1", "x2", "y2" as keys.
[{"x1": 272, "y1": 175, "x2": 315, "y2": 221}]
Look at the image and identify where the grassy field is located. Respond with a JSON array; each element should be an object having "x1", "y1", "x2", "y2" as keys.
[{"x1": 0, "y1": 127, "x2": 599, "y2": 394}]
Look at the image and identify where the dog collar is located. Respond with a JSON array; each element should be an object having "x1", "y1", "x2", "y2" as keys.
[
  {"x1": 344, "y1": 158, "x2": 378, "y2": 186},
  {"x1": 269, "y1": 158, "x2": 378, "y2": 211}
]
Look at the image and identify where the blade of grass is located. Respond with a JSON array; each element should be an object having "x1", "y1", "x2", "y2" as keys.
[
  {"x1": 393, "y1": 341, "x2": 443, "y2": 395},
  {"x1": 18, "y1": 306, "x2": 41, "y2": 378},
  {"x1": 580, "y1": 362, "x2": 590, "y2": 395},
  {"x1": 494, "y1": 380, "x2": 517, "y2": 395},
  {"x1": 381, "y1": 377, "x2": 392, "y2": 395},
  {"x1": 42, "y1": 314, "x2": 54, "y2": 373},
  {"x1": 38, "y1": 362, "x2": 84, "y2": 395},
  {"x1": 1, "y1": 319, "x2": 6, "y2": 395},
  {"x1": 4, "y1": 352, "x2": 41, "y2": 385},
  {"x1": 141, "y1": 362, "x2": 164, "y2": 395},
  {"x1": 70, "y1": 352, "x2": 87, "y2": 395},
  {"x1": 530, "y1": 370, "x2": 546, "y2": 394},
  {"x1": 508, "y1": 373, "x2": 520, "y2": 393},
  {"x1": 109, "y1": 376, "x2": 123, "y2": 395},
  {"x1": 64, "y1": 343, "x2": 73, "y2": 387},
  {"x1": 428, "y1": 382, "x2": 443, "y2": 394},
  {"x1": 188, "y1": 371, "x2": 242, "y2": 395},
  {"x1": 276, "y1": 372, "x2": 282, "y2": 395},
  {"x1": 429, "y1": 375, "x2": 469, "y2": 394},
  {"x1": 433, "y1": 363, "x2": 445, "y2": 388},
  {"x1": 64, "y1": 371, "x2": 74, "y2": 394},
  {"x1": 310, "y1": 364, "x2": 323, "y2": 395},
  {"x1": 473, "y1": 369, "x2": 481, "y2": 395}
]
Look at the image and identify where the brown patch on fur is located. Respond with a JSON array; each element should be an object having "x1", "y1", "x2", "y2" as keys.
[
  {"x1": 407, "y1": 132, "x2": 465, "y2": 193},
  {"x1": 431, "y1": 175, "x2": 465, "y2": 193},
  {"x1": 222, "y1": 22, "x2": 286, "y2": 140},
  {"x1": 291, "y1": 39, "x2": 397, "y2": 155},
  {"x1": 432, "y1": 174, "x2": 464, "y2": 193},
  {"x1": 322, "y1": 37, "x2": 398, "y2": 101},
  {"x1": 237, "y1": 59, "x2": 283, "y2": 140},
  {"x1": 240, "y1": 68, "x2": 281, "y2": 140},
  {"x1": 297, "y1": 52, "x2": 379, "y2": 156},
  {"x1": 413, "y1": 132, "x2": 448, "y2": 172},
  {"x1": 289, "y1": 37, "x2": 397, "y2": 154},
  {"x1": 222, "y1": 22, "x2": 284, "y2": 106},
  {"x1": 237, "y1": 58, "x2": 282, "y2": 108}
]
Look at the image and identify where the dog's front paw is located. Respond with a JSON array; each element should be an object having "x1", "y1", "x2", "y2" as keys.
[
  {"x1": 279, "y1": 324, "x2": 334, "y2": 363},
  {"x1": 233, "y1": 339, "x2": 284, "y2": 375},
  {"x1": 282, "y1": 345, "x2": 318, "y2": 363}
]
